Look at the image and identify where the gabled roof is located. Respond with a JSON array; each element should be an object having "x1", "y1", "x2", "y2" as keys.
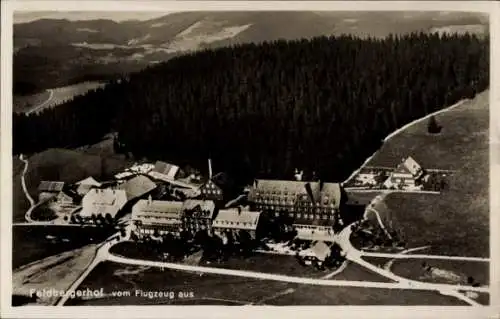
[
  {"x1": 182, "y1": 200, "x2": 216, "y2": 218},
  {"x1": 132, "y1": 199, "x2": 183, "y2": 220},
  {"x1": 201, "y1": 179, "x2": 222, "y2": 190},
  {"x1": 311, "y1": 241, "x2": 331, "y2": 261},
  {"x1": 394, "y1": 156, "x2": 423, "y2": 177},
  {"x1": 76, "y1": 183, "x2": 96, "y2": 196},
  {"x1": 75, "y1": 176, "x2": 101, "y2": 187},
  {"x1": 212, "y1": 209, "x2": 261, "y2": 230},
  {"x1": 248, "y1": 180, "x2": 342, "y2": 209},
  {"x1": 57, "y1": 191, "x2": 73, "y2": 201},
  {"x1": 117, "y1": 175, "x2": 157, "y2": 202},
  {"x1": 38, "y1": 181, "x2": 65, "y2": 192},
  {"x1": 152, "y1": 161, "x2": 180, "y2": 180}
]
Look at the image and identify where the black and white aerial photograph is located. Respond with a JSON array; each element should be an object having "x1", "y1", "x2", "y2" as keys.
[{"x1": 2, "y1": 1, "x2": 496, "y2": 314}]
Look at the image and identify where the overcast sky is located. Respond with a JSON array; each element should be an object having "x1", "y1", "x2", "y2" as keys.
[{"x1": 13, "y1": 11, "x2": 171, "y2": 24}]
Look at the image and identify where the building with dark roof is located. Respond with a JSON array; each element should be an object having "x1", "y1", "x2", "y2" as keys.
[
  {"x1": 199, "y1": 179, "x2": 224, "y2": 201},
  {"x1": 117, "y1": 175, "x2": 157, "y2": 203},
  {"x1": 248, "y1": 179, "x2": 345, "y2": 239},
  {"x1": 148, "y1": 161, "x2": 184, "y2": 182},
  {"x1": 181, "y1": 200, "x2": 216, "y2": 234},
  {"x1": 38, "y1": 181, "x2": 65, "y2": 201},
  {"x1": 248, "y1": 180, "x2": 342, "y2": 218}
]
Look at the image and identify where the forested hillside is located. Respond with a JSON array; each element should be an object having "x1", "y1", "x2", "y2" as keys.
[{"x1": 13, "y1": 32, "x2": 489, "y2": 184}]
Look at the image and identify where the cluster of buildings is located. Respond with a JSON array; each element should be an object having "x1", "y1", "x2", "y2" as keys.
[
  {"x1": 353, "y1": 156, "x2": 427, "y2": 190},
  {"x1": 37, "y1": 158, "x2": 348, "y2": 255},
  {"x1": 248, "y1": 179, "x2": 344, "y2": 242}
]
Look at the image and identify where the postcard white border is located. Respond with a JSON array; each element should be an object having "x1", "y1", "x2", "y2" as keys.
[{"x1": 1, "y1": 1, "x2": 499, "y2": 319}]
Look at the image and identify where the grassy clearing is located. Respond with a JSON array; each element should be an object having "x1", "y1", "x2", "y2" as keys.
[
  {"x1": 269, "y1": 284, "x2": 468, "y2": 306},
  {"x1": 459, "y1": 291, "x2": 489, "y2": 306},
  {"x1": 12, "y1": 225, "x2": 112, "y2": 269},
  {"x1": 365, "y1": 90, "x2": 489, "y2": 257},
  {"x1": 13, "y1": 90, "x2": 51, "y2": 113},
  {"x1": 45, "y1": 82, "x2": 106, "y2": 108},
  {"x1": 391, "y1": 259, "x2": 489, "y2": 286},
  {"x1": 12, "y1": 244, "x2": 98, "y2": 306},
  {"x1": 328, "y1": 261, "x2": 394, "y2": 282},
  {"x1": 66, "y1": 261, "x2": 292, "y2": 306},
  {"x1": 211, "y1": 254, "x2": 327, "y2": 278},
  {"x1": 67, "y1": 261, "x2": 465, "y2": 306},
  {"x1": 110, "y1": 241, "x2": 391, "y2": 282}
]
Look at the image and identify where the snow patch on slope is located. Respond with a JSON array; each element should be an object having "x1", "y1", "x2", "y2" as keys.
[
  {"x1": 163, "y1": 20, "x2": 253, "y2": 53},
  {"x1": 429, "y1": 24, "x2": 487, "y2": 36},
  {"x1": 76, "y1": 28, "x2": 99, "y2": 33}
]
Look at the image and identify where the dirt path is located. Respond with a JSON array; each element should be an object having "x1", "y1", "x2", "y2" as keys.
[
  {"x1": 19, "y1": 155, "x2": 35, "y2": 207},
  {"x1": 26, "y1": 89, "x2": 54, "y2": 115}
]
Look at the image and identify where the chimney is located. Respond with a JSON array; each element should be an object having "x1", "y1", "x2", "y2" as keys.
[
  {"x1": 317, "y1": 180, "x2": 323, "y2": 204},
  {"x1": 148, "y1": 195, "x2": 152, "y2": 205},
  {"x1": 304, "y1": 183, "x2": 315, "y2": 203},
  {"x1": 208, "y1": 158, "x2": 213, "y2": 179}
]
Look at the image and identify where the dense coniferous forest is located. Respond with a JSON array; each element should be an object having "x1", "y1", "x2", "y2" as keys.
[{"x1": 13, "y1": 32, "x2": 489, "y2": 185}]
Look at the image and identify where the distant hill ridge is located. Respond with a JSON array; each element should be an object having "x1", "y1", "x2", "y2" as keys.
[
  {"x1": 13, "y1": 32, "x2": 489, "y2": 186},
  {"x1": 13, "y1": 11, "x2": 488, "y2": 92}
]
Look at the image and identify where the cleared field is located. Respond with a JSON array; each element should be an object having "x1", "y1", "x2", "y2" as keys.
[
  {"x1": 328, "y1": 261, "x2": 394, "y2": 283},
  {"x1": 13, "y1": 90, "x2": 51, "y2": 113},
  {"x1": 110, "y1": 241, "x2": 392, "y2": 282},
  {"x1": 211, "y1": 254, "x2": 329, "y2": 278},
  {"x1": 458, "y1": 291, "x2": 489, "y2": 306},
  {"x1": 269, "y1": 284, "x2": 468, "y2": 306},
  {"x1": 66, "y1": 261, "x2": 465, "y2": 306},
  {"x1": 66, "y1": 261, "x2": 292, "y2": 306},
  {"x1": 24, "y1": 81, "x2": 106, "y2": 115},
  {"x1": 364, "y1": 90, "x2": 489, "y2": 257},
  {"x1": 391, "y1": 259, "x2": 489, "y2": 286},
  {"x1": 12, "y1": 225, "x2": 112, "y2": 269},
  {"x1": 12, "y1": 244, "x2": 98, "y2": 306}
]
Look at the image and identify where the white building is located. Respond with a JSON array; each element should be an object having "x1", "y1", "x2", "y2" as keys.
[
  {"x1": 78, "y1": 188, "x2": 127, "y2": 224},
  {"x1": 384, "y1": 156, "x2": 425, "y2": 189}
]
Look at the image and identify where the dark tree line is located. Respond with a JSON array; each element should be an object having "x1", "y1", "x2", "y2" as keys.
[{"x1": 13, "y1": 32, "x2": 489, "y2": 186}]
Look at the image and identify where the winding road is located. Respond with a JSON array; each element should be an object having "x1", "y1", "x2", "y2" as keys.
[
  {"x1": 20, "y1": 154, "x2": 35, "y2": 208},
  {"x1": 26, "y1": 89, "x2": 54, "y2": 115}
]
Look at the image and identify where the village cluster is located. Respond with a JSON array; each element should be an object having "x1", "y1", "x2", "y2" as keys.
[
  {"x1": 35, "y1": 159, "x2": 351, "y2": 268},
  {"x1": 33, "y1": 155, "x2": 448, "y2": 269},
  {"x1": 346, "y1": 156, "x2": 449, "y2": 192}
]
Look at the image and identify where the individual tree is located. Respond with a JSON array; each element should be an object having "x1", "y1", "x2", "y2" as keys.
[{"x1": 427, "y1": 115, "x2": 442, "y2": 134}]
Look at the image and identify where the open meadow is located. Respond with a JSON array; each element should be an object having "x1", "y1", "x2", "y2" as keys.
[
  {"x1": 364, "y1": 90, "x2": 489, "y2": 257},
  {"x1": 14, "y1": 81, "x2": 107, "y2": 115},
  {"x1": 109, "y1": 242, "x2": 391, "y2": 282},
  {"x1": 66, "y1": 261, "x2": 466, "y2": 306},
  {"x1": 12, "y1": 225, "x2": 111, "y2": 269}
]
